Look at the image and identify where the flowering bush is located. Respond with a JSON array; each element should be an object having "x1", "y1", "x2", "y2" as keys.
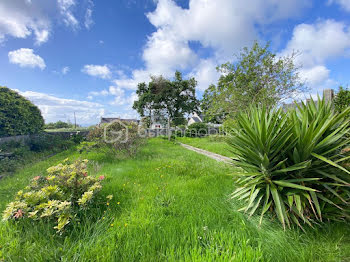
[{"x1": 2, "y1": 158, "x2": 105, "y2": 233}]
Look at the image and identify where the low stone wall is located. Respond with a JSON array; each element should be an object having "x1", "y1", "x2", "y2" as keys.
[{"x1": 0, "y1": 135, "x2": 30, "y2": 145}]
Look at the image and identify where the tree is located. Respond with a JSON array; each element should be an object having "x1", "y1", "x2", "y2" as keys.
[
  {"x1": 133, "y1": 71, "x2": 199, "y2": 138},
  {"x1": 334, "y1": 86, "x2": 350, "y2": 113},
  {"x1": 201, "y1": 41, "x2": 306, "y2": 121},
  {"x1": 0, "y1": 86, "x2": 44, "y2": 137}
]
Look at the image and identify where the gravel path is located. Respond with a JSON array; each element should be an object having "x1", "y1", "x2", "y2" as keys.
[{"x1": 179, "y1": 143, "x2": 232, "y2": 164}]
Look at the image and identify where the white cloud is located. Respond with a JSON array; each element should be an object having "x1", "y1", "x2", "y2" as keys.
[
  {"x1": 62, "y1": 66, "x2": 70, "y2": 74},
  {"x1": 281, "y1": 19, "x2": 350, "y2": 96},
  {"x1": 0, "y1": 0, "x2": 50, "y2": 44},
  {"x1": 82, "y1": 64, "x2": 111, "y2": 79},
  {"x1": 8, "y1": 48, "x2": 46, "y2": 70},
  {"x1": 112, "y1": 0, "x2": 310, "y2": 93},
  {"x1": 282, "y1": 20, "x2": 350, "y2": 68},
  {"x1": 17, "y1": 90, "x2": 105, "y2": 125},
  {"x1": 187, "y1": 59, "x2": 220, "y2": 91},
  {"x1": 328, "y1": 0, "x2": 350, "y2": 12},
  {"x1": 57, "y1": 0, "x2": 79, "y2": 29}
]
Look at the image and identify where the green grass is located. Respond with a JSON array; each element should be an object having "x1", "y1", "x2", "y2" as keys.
[
  {"x1": 175, "y1": 136, "x2": 235, "y2": 158},
  {"x1": 0, "y1": 138, "x2": 349, "y2": 261}
]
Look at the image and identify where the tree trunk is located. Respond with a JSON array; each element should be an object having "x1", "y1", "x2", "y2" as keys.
[{"x1": 168, "y1": 116, "x2": 171, "y2": 141}]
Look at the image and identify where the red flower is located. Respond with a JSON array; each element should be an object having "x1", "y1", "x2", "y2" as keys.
[
  {"x1": 14, "y1": 209, "x2": 24, "y2": 219},
  {"x1": 99, "y1": 175, "x2": 105, "y2": 180}
]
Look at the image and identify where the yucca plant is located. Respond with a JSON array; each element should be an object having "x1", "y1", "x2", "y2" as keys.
[{"x1": 228, "y1": 98, "x2": 350, "y2": 229}]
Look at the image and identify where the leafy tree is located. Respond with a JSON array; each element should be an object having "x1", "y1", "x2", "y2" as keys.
[
  {"x1": 334, "y1": 86, "x2": 350, "y2": 113},
  {"x1": 0, "y1": 86, "x2": 44, "y2": 137},
  {"x1": 45, "y1": 121, "x2": 75, "y2": 129},
  {"x1": 201, "y1": 41, "x2": 306, "y2": 122},
  {"x1": 133, "y1": 71, "x2": 199, "y2": 129}
]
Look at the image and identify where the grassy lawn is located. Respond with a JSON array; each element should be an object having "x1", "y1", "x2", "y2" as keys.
[
  {"x1": 0, "y1": 138, "x2": 349, "y2": 261},
  {"x1": 175, "y1": 136, "x2": 235, "y2": 158}
]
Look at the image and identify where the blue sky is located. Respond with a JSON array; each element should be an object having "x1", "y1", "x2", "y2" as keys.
[{"x1": 1, "y1": 0, "x2": 350, "y2": 125}]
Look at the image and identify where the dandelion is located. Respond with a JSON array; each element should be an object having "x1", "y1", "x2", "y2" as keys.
[
  {"x1": 107, "y1": 202, "x2": 110, "y2": 206},
  {"x1": 117, "y1": 202, "x2": 120, "y2": 205},
  {"x1": 111, "y1": 224, "x2": 114, "y2": 227}
]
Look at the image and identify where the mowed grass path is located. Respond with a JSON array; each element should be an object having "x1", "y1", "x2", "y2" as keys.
[
  {"x1": 175, "y1": 137, "x2": 235, "y2": 158},
  {"x1": 0, "y1": 139, "x2": 349, "y2": 261}
]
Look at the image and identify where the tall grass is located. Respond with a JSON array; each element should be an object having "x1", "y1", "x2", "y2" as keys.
[{"x1": 0, "y1": 139, "x2": 349, "y2": 261}]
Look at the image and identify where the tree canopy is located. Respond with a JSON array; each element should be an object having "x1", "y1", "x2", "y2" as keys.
[
  {"x1": 201, "y1": 42, "x2": 306, "y2": 123},
  {"x1": 0, "y1": 86, "x2": 44, "y2": 137},
  {"x1": 334, "y1": 86, "x2": 350, "y2": 113},
  {"x1": 133, "y1": 71, "x2": 199, "y2": 127}
]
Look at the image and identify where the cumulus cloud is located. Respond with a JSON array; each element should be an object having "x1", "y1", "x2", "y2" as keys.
[
  {"x1": 18, "y1": 90, "x2": 105, "y2": 124},
  {"x1": 82, "y1": 64, "x2": 111, "y2": 79},
  {"x1": 112, "y1": 0, "x2": 310, "y2": 93},
  {"x1": 281, "y1": 19, "x2": 350, "y2": 94},
  {"x1": 8, "y1": 48, "x2": 46, "y2": 70},
  {"x1": 0, "y1": 0, "x2": 50, "y2": 44}
]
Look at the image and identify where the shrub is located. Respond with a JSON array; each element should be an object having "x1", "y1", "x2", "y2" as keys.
[
  {"x1": 85, "y1": 121, "x2": 144, "y2": 156},
  {"x1": 228, "y1": 98, "x2": 350, "y2": 229},
  {"x1": 2, "y1": 159, "x2": 107, "y2": 233},
  {"x1": 0, "y1": 86, "x2": 44, "y2": 137},
  {"x1": 186, "y1": 122, "x2": 208, "y2": 137},
  {"x1": 28, "y1": 133, "x2": 75, "y2": 152}
]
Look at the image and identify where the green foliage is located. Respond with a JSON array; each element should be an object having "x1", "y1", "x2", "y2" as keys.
[
  {"x1": 2, "y1": 159, "x2": 106, "y2": 233},
  {"x1": 45, "y1": 121, "x2": 75, "y2": 130},
  {"x1": 0, "y1": 86, "x2": 44, "y2": 137},
  {"x1": 85, "y1": 121, "x2": 144, "y2": 156},
  {"x1": 133, "y1": 71, "x2": 199, "y2": 126},
  {"x1": 0, "y1": 133, "x2": 78, "y2": 175},
  {"x1": 334, "y1": 86, "x2": 350, "y2": 113},
  {"x1": 187, "y1": 122, "x2": 208, "y2": 137},
  {"x1": 201, "y1": 42, "x2": 305, "y2": 122},
  {"x1": 228, "y1": 98, "x2": 350, "y2": 229}
]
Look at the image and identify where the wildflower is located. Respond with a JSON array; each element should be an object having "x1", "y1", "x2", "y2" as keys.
[
  {"x1": 106, "y1": 195, "x2": 113, "y2": 200},
  {"x1": 111, "y1": 224, "x2": 114, "y2": 227},
  {"x1": 33, "y1": 176, "x2": 41, "y2": 181},
  {"x1": 99, "y1": 175, "x2": 105, "y2": 180},
  {"x1": 107, "y1": 202, "x2": 110, "y2": 206},
  {"x1": 63, "y1": 158, "x2": 69, "y2": 163},
  {"x1": 124, "y1": 223, "x2": 128, "y2": 227},
  {"x1": 83, "y1": 172, "x2": 88, "y2": 177},
  {"x1": 117, "y1": 202, "x2": 120, "y2": 205}
]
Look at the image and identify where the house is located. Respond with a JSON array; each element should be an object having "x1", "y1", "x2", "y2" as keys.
[
  {"x1": 188, "y1": 112, "x2": 203, "y2": 125},
  {"x1": 99, "y1": 117, "x2": 140, "y2": 126}
]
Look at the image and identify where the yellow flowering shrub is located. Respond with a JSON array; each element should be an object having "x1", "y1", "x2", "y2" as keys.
[{"x1": 2, "y1": 159, "x2": 105, "y2": 233}]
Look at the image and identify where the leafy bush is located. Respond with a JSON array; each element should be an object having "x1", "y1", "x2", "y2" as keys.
[
  {"x1": 45, "y1": 121, "x2": 75, "y2": 130},
  {"x1": 186, "y1": 122, "x2": 208, "y2": 137},
  {"x1": 2, "y1": 159, "x2": 108, "y2": 233},
  {"x1": 228, "y1": 98, "x2": 350, "y2": 229},
  {"x1": 84, "y1": 121, "x2": 144, "y2": 156},
  {"x1": 0, "y1": 134, "x2": 78, "y2": 175},
  {"x1": 0, "y1": 86, "x2": 44, "y2": 137}
]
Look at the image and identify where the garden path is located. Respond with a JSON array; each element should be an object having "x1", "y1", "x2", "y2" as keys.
[{"x1": 179, "y1": 143, "x2": 232, "y2": 164}]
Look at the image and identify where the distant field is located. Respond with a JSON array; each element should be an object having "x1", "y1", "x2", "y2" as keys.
[{"x1": 175, "y1": 136, "x2": 235, "y2": 158}]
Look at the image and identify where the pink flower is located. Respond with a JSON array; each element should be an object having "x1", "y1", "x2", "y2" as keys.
[
  {"x1": 33, "y1": 176, "x2": 40, "y2": 181},
  {"x1": 83, "y1": 172, "x2": 88, "y2": 177},
  {"x1": 99, "y1": 175, "x2": 105, "y2": 180},
  {"x1": 14, "y1": 209, "x2": 24, "y2": 219}
]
